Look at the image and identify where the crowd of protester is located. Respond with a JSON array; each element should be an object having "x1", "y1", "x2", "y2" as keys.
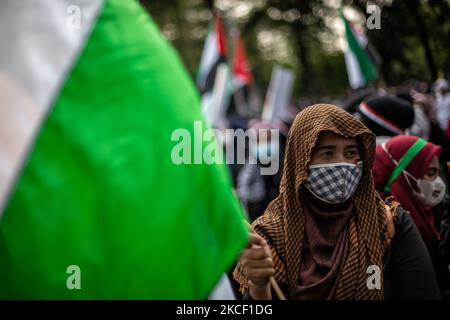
[{"x1": 225, "y1": 77, "x2": 450, "y2": 299}]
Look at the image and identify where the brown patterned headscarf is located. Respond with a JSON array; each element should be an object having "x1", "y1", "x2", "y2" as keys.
[{"x1": 234, "y1": 104, "x2": 390, "y2": 299}]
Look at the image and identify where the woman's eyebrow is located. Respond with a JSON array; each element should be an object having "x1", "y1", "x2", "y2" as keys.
[
  {"x1": 316, "y1": 145, "x2": 336, "y2": 150},
  {"x1": 344, "y1": 144, "x2": 358, "y2": 149}
]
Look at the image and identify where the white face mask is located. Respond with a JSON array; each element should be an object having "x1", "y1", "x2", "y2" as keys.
[{"x1": 404, "y1": 171, "x2": 446, "y2": 207}]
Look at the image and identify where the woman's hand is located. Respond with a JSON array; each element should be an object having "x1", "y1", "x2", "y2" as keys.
[{"x1": 238, "y1": 230, "x2": 275, "y2": 299}]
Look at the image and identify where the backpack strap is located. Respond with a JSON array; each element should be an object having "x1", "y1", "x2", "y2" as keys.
[{"x1": 384, "y1": 197, "x2": 400, "y2": 246}]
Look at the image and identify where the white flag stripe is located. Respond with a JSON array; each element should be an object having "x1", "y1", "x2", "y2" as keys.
[
  {"x1": 208, "y1": 274, "x2": 236, "y2": 300},
  {"x1": 197, "y1": 29, "x2": 219, "y2": 89},
  {"x1": 0, "y1": 0, "x2": 103, "y2": 215},
  {"x1": 344, "y1": 50, "x2": 365, "y2": 89},
  {"x1": 262, "y1": 65, "x2": 295, "y2": 121}
]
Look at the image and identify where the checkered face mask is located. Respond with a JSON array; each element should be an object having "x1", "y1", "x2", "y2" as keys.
[{"x1": 304, "y1": 162, "x2": 363, "y2": 204}]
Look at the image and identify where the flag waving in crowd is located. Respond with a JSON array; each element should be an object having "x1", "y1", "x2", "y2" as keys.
[
  {"x1": 1, "y1": 0, "x2": 450, "y2": 304},
  {"x1": 342, "y1": 11, "x2": 379, "y2": 89}
]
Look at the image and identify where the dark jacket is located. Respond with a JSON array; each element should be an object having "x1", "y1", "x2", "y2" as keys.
[
  {"x1": 242, "y1": 208, "x2": 441, "y2": 300},
  {"x1": 383, "y1": 207, "x2": 441, "y2": 299}
]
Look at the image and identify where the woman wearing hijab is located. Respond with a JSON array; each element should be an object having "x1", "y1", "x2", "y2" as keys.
[
  {"x1": 234, "y1": 104, "x2": 440, "y2": 300},
  {"x1": 373, "y1": 135, "x2": 450, "y2": 295}
]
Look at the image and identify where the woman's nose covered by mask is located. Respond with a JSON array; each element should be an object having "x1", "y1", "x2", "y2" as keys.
[
  {"x1": 304, "y1": 162, "x2": 363, "y2": 204},
  {"x1": 381, "y1": 140, "x2": 446, "y2": 208},
  {"x1": 403, "y1": 171, "x2": 446, "y2": 207}
]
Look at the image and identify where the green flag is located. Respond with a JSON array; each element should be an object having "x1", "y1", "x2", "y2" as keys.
[
  {"x1": 342, "y1": 11, "x2": 378, "y2": 89},
  {"x1": 0, "y1": 0, "x2": 247, "y2": 299}
]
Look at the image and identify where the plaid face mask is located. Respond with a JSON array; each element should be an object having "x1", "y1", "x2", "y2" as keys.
[{"x1": 304, "y1": 162, "x2": 363, "y2": 204}]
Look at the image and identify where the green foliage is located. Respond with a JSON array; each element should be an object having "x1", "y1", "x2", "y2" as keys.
[{"x1": 141, "y1": 0, "x2": 450, "y2": 99}]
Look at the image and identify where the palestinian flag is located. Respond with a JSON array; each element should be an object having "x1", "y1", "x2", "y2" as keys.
[
  {"x1": 197, "y1": 14, "x2": 228, "y2": 94},
  {"x1": 0, "y1": 0, "x2": 247, "y2": 299},
  {"x1": 196, "y1": 14, "x2": 231, "y2": 126},
  {"x1": 342, "y1": 12, "x2": 379, "y2": 89},
  {"x1": 232, "y1": 35, "x2": 253, "y2": 90},
  {"x1": 227, "y1": 32, "x2": 255, "y2": 118}
]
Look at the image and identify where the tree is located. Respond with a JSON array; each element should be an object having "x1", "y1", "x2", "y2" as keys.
[{"x1": 141, "y1": 0, "x2": 450, "y2": 99}]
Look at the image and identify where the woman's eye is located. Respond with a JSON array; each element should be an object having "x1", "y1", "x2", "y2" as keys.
[
  {"x1": 322, "y1": 151, "x2": 333, "y2": 158},
  {"x1": 345, "y1": 150, "x2": 358, "y2": 158},
  {"x1": 427, "y1": 169, "x2": 437, "y2": 177}
]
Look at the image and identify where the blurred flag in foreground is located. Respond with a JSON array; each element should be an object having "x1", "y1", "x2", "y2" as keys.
[{"x1": 0, "y1": 0, "x2": 247, "y2": 299}]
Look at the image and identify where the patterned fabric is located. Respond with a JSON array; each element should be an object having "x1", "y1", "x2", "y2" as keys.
[
  {"x1": 304, "y1": 162, "x2": 363, "y2": 204},
  {"x1": 234, "y1": 104, "x2": 390, "y2": 299}
]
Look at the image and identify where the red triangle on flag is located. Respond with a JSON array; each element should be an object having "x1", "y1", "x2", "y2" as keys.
[
  {"x1": 214, "y1": 15, "x2": 227, "y2": 56},
  {"x1": 233, "y1": 37, "x2": 253, "y2": 86}
]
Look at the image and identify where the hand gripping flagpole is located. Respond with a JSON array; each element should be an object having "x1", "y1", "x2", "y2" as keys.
[{"x1": 243, "y1": 220, "x2": 286, "y2": 300}]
